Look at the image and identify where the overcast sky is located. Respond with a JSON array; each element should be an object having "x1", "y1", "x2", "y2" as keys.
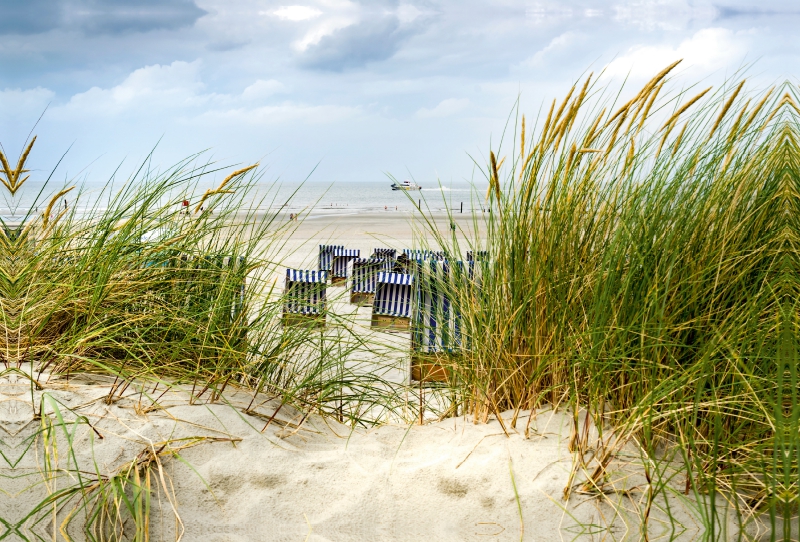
[{"x1": 1, "y1": 0, "x2": 798, "y2": 189}]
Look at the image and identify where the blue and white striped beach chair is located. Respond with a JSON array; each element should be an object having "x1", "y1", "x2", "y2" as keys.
[
  {"x1": 330, "y1": 248, "x2": 361, "y2": 285},
  {"x1": 467, "y1": 257, "x2": 489, "y2": 289},
  {"x1": 350, "y1": 258, "x2": 384, "y2": 304},
  {"x1": 410, "y1": 260, "x2": 469, "y2": 381},
  {"x1": 392, "y1": 252, "x2": 411, "y2": 274},
  {"x1": 466, "y1": 250, "x2": 489, "y2": 262},
  {"x1": 318, "y1": 245, "x2": 344, "y2": 273},
  {"x1": 372, "y1": 248, "x2": 397, "y2": 261},
  {"x1": 402, "y1": 249, "x2": 445, "y2": 262},
  {"x1": 221, "y1": 255, "x2": 247, "y2": 323},
  {"x1": 283, "y1": 269, "x2": 328, "y2": 327},
  {"x1": 372, "y1": 248, "x2": 397, "y2": 273},
  {"x1": 154, "y1": 253, "x2": 247, "y2": 334},
  {"x1": 371, "y1": 271, "x2": 414, "y2": 331}
]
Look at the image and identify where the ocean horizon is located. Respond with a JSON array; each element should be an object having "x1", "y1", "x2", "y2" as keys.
[{"x1": 1, "y1": 180, "x2": 491, "y2": 220}]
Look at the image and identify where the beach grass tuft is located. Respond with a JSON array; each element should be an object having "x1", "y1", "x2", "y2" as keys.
[{"x1": 414, "y1": 70, "x2": 799, "y2": 537}]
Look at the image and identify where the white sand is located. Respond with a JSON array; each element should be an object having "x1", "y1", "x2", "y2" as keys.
[
  {"x1": 0, "y1": 366, "x2": 747, "y2": 541},
  {"x1": 263, "y1": 210, "x2": 485, "y2": 271}
]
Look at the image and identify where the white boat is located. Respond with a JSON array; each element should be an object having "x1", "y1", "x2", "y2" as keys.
[{"x1": 391, "y1": 179, "x2": 421, "y2": 191}]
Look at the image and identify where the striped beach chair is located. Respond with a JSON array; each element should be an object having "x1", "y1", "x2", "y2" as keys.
[
  {"x1": 330, "y1": 248, "x2": 361, "y2": 285},
  {"x1": 411, "y1": 260, "x2": 468, "y2": 382},
  {"x1": 372, "y1": 248, "x2": 397, "y2": 260},
  {"x1": 392, "y1": 252, "x2": 411, "y2": 274},
  {"x1": 396, "y1": 250, "x2": 445, "y2": 276},
  {"x1": 350, "y1": 257, "x2": 384, "y2": 304},
  {"x1": 229, "y1": 256, "x2": 247, "y2": 323},
  {"x1": 372, "y1": 248, "x2": 397, "y2": 273},
  {"x1": 156, "y1": 253, "x2": 247, "y2": 337},
  {"x1": 318, "y1": 244, "x2": 344, "y2": 273},
  {"x1": 283, "y1": 269, "x2": 328, "y2": 327},
  {"x1": 467, "y1": 256, "x2": 489, "y2": 289},
  {"x1": 466, "y1": 250, "x2": 489, "y2": 262},
  {"x1": 371, "y1": 271, "x2": 414, "y2": 331},
  {"x1": 403, "y1": 249, "x2": 446, "y2": 262}
]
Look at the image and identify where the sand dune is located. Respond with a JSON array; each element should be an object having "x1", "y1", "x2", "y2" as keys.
[{"x1": 0, "y1": 366, "x2": 733, "y2": 541}]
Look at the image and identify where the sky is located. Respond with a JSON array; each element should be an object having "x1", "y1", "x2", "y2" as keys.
[{"x1": 1, "y1": 0, "x2": 799, "y2": 190}]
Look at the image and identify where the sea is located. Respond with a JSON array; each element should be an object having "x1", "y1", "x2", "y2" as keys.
[
  {"x1": 0, "y1": 180, "x2": 490, "y2": 221},
  {"x1": 266, "y1": 181, "x2": 488, "y2": 214}
]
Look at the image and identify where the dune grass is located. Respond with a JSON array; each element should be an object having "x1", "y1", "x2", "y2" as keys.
[
  {"x1": 0, "y1": 65, "x2": 797, "y2": 540},
  {"x1": 0, "y1": 149, "x2": 407, "y2": 539},
  {"x1": 414, "y1": 68, "x2": 799, "y2": 538}
]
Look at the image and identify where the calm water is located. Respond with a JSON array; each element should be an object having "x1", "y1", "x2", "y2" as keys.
[
  {"x1": 1, "y1": 180, "x2": 489, "y2": 220},
  {"x1": 267, "y1": 181, "x2": 487, "y2": 213}
]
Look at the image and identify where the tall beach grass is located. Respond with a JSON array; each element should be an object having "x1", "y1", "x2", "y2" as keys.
[
  {"x1": 0, "y1": 65, "x2": 797, "y2": 539},
  {"x1": 415, "y1": 68, "x2": 799, "y2": 538}
]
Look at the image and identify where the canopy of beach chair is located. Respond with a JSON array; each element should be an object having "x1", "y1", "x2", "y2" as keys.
[
  {"x1": 284, "y1": 269, "x2": 328, "y2": 315},
  {"x1": 465, "y1": 250, "x2": 489, "y2": 262},
  {"x1": 318, "y1": 244, "x2": 344, "y2": 272},
  {"x1": 373, "y1": 271, "x2": 414, "y2": 318},
  {"x1": 412, "y1": 260, "x2": 468, "y2": 354},
  {"x1": 351, "y1": 258, "x2": 384, "y2": 294},
  {"x1": 372, "y1": 247, "x2": 397, "y2": 260},
  {"x1": 402, "y1": 249, "x2": 445, "y2": 261},
  {"x1": 330, "y1": 248, "x2": 361, "y2": 279}
]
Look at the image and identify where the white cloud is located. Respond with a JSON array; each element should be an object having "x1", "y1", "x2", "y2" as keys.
[
  {"x1": 415, "y1": 98, "x2": 469, "y2": 118},
  {"x1": 241, "y1": 79, "x2": 287, "y2": 101},
  {"x1": 603, "y1": 28, "x2": 749, "y2": 80},
  {"x1": 396, "y1": 4, "x2": 422, "y2": 24},
  {"x1": 294, "y1": 16, "x2": 356, "y2": 51},
  {"x1": 521, "y1": 31, "x2": 575, "y2": 67},
  {"x1": 53, "y1": 62, "x2": 347, "y2": 126},
  {"x1": 62, "y1": 60, "x2": 205, "y2": 114},
  {"x1": 281, "y1": 0, "x2": 359, "y2": 52},
  {"x1": 269, "y1": 6, "x2": 323, "y2": 21},
  {"x1": 54, "y1": 61, "x2": 296, "y2": 119},
  {"x1": 195, "y1": 103, "x2": 359, "y2": 125},
  {"x1": 0, "y1": 87, "x2": 55, "y2": 114},
  {"x1": 613, "y1": 0, "x2": 717, "y2": 31}
]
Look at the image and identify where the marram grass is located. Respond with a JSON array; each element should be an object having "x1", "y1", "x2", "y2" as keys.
[
  {"x1": 0, "y1": 150, "x2": 400, "y2": 539},
  {"x1": 0, "y1": 65, "x2": 797, "y2": 540},
  {"x1": 417, "y1": 68, "x2": 799, "y2": 538}
]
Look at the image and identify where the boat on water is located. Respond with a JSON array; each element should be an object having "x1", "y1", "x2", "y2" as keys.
[{"x1": 391, "y1": 179, "x2": 421, "y2": 191}]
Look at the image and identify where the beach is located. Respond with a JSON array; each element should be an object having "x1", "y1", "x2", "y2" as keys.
[
  {"x1": 267, "y1": 209, "x2": 486, "y2": 271},
  {"x1": 1, "y1": 366, "x2": 729, "y2": 542},
  {"x1": 0, "y1": 203, "x2": 773, "y2": 541},
  {"x1": 1, "y1": 159, "x2": 788, "y2": 540},
  {"x1": 255, "y1": 210, "x2": 488, "y2": 389}
]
